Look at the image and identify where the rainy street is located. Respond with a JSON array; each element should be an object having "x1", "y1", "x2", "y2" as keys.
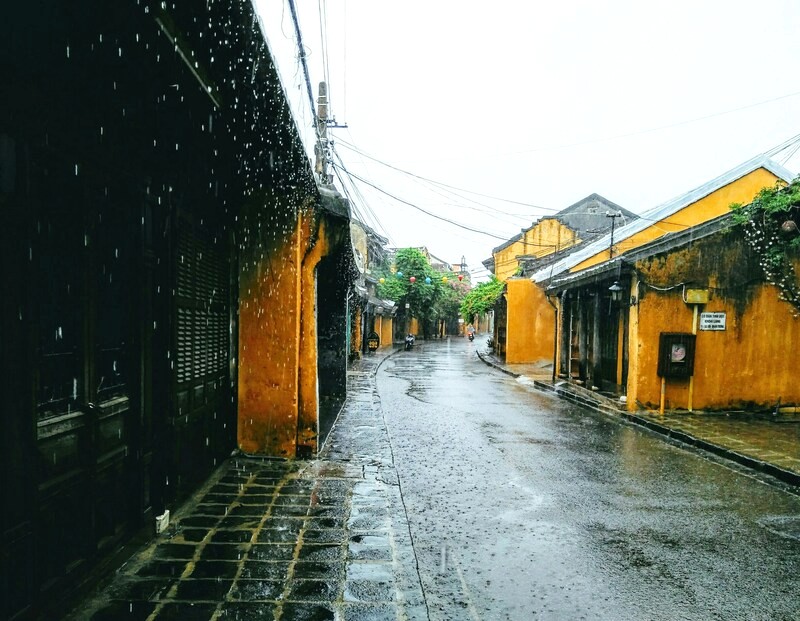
[{"x1": 378, "y1": 338, "x2": 800, "y2": 621}]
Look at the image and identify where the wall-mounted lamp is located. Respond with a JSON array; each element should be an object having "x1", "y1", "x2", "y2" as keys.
[
  {"x1": 781, "y1": 220, "x2": 798, "y2": 236},
  {"x1": 608, "y1": 280, "x2": 623, "y2": 302},
  {"x1": 376, "y1": 306, "x2": 384, "y2": 315}
]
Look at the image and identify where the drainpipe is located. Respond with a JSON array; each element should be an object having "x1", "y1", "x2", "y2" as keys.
[
  {"x1": 546, "y1": 292, "x2": 559, "y2": 384},
  {"x1": 688, "y1": 304, "x2": 699, "y2": 412}
]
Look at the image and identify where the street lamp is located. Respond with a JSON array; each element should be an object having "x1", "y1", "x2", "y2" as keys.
[{"x1": 608, "y1": 281, "x2": 623, "y2": 302}]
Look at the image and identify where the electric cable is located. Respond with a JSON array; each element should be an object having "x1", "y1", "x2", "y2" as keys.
[
  {"x1": 331, "y1": 146, "x2": 395, "y2": 239},
  {"x1": 333, "y1": 162, "x2": 512, "y2": 241},
  {"x1": 336, "y1": 136, "x2": 555, "y2": 212}
]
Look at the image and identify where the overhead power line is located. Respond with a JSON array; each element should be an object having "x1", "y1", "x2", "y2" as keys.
[
  {"x1": 287, "y1": 0, "x2": 316, "y2": 127},
  {"x1": 335, "y1": 137, "x2": 556, "y2": 212},
  {"x1": 333, "y1": 163, "x2": 512, "y2": 241}
]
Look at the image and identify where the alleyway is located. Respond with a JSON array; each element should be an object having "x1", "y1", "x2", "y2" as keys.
[{"x1": 68, "y1": 338, "x2": 800, "y2": 621}]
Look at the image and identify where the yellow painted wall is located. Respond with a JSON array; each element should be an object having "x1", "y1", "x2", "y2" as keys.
[
  {"x1": 527, "y1": 219, "x2": 579, "y2": 261},
  {"x1": 494, "y1": 219, "x2": 580, "y2": 281},
  {"x1": 627, "y1": 246, "x2": 800, "y2": 411},
  {"x1": 572, "y1": 168, "x2": 782, "y2": 273},
  {"x1": 629, "y1": 286, "x2": 800, "y2": 410},
  {"x1": 238, "y1": 201, "x2": 306, "y2": 457},
  {"x1": 351, "y1": 306, "x2": 363, "y2": 359},
  {"x1": 378, "y1": 315, "x2": 394, "y2": 348},
  {"x1": 238, "y1": 195, "x2": 346, "y2": 456},
  {"x1": 409, "y1": 317, "x2": 420, "y2": 336},
  {"x1": 505, "y1": 279, "x2": 556, "y2": 364},
  {"x1": 350, "y1": 222, "x2": 368, "y2": 264},
  {"x1": 494, "y1": 242, "x2": 525, "y2": 281},
  {"x1": 297, "y1": 217, "x2": 332, "y2": 452}
]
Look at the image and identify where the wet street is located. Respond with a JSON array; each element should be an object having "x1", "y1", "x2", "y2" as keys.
[
  {"x1": 67, "y1": 337, "x2": 800, "y2": 621},
  {"x1": 380, "y1": 338, "x2": 800, "y2": 621}
]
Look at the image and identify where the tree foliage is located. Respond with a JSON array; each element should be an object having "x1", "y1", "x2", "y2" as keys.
[
  {"x1": 375, "y1": 248, "x2": 468, "y2": 336},
  {"x1": 460, "y1": 276, "x2": 505, "y2": 321},
  {"x1": 731, "y1": 178, "x2": 800, "y2": 313}
]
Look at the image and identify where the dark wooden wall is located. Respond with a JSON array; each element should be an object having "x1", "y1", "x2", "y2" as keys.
[{"x1": 0, "y1": 1, "x2": 313, "y2": 617}]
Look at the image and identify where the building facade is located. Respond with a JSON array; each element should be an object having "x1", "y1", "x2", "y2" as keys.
[
  {"x1": 543, "y1": 156, "x2": 796, "y2": 410},
  {"x1": 1, "y1": 2, "x2": 355, "y2": 617}
]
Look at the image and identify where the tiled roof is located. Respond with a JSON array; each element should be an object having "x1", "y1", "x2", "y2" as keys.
[{"x1": 532, "y1": 155, "x2": 795, "y2": 284}]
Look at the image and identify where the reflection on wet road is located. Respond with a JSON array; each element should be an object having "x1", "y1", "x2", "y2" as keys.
[{"x1": 378, "y1": 338, "x2": 800, "y2": 621}]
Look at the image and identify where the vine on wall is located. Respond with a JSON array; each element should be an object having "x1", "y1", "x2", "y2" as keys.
[{"x1": 731, "y1": 179, "x2": 800, "y2": 315}]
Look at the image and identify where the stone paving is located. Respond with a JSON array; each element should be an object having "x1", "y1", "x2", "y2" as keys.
[
  {"x1": 636, "y1": 410, "x2": 800, "y2": 478},
  {"x1": 68, "y1": 349, "x2": 427, "y2": 621}
]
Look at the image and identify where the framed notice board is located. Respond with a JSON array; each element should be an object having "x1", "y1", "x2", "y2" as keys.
[{"x1": 657, "y1": 333, "x2": 696, "y2": 378}]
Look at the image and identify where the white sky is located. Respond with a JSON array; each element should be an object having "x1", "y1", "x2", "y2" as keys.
[{"x1": 256, "y1": 0, "x2": 800, "y2": 280}]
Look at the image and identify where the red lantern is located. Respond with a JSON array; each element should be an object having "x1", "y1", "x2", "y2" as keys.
[
  {"x1": 409, "y1": 276, "x2": 416, "y2": 283},
  {"x1": 458, "y1": 274, "x2": 464, "y2": 281}
]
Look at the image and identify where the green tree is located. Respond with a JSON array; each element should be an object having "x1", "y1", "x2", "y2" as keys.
[
  {"x1": 375, "y1": 248, "x2": 465, "y2": 337},
  {"x1": 433, "y1": 278, "x2": 470, "y2": 335},
  {"x1": 460, "y1": 276, "x2": 505, "y2": 322}
]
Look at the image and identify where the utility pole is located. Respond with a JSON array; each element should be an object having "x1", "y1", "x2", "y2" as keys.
[
  {"x1": 606, "y1": 211, "x2": 622, "y2": 259},
  {"x1": 315, "y1": 81, "x2": 331, "y2": 184}
]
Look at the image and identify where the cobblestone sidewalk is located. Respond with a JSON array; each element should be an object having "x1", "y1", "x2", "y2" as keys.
[{"x1": 68, "y1": 350, "x2": 427, "y2": 621}]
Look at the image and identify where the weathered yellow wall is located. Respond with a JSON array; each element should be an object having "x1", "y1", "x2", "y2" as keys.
[
  {"x1": 505, "y1": 279, "x2": 556, "y2": 364},
  {"x1": 238, "y1": 201, "x2": 305, "y2": 457},
  {"x1": 494, "y1": 219, "x2": 580, "y2": 281},
  {"x1": 409, "y1": 317, "x2": 420, "y2": 335},
  {"x1": 351, "y1": 307, "x2": 363, "y2": 359},
  {"x1": 378, "y1": 315, "x2": 393, "y2": 348},
  {"x1": 527, "y1": 219, "x2": 579, "y2": 260},
  {"x1": 629, "y1": 286, "x2": 800, "y2": 410},
  {"x1": 494, "y1": 242, "x2": 525, "y2": 281},
  {"x1": 627, "y1": 242, "x2": 800, "y2": 411},
  {"x1": 238, "y1": 197, "x2": 346, "y2": 456},
  {"x1": 572, "y1": 168, "x2": 783, "y2": 273},
  {"x1": 297, "y1": 216, "x2": 331, "y2": 452},
  {"x1": 350, "y1": 223, "x2": 368, "y2": 262}
]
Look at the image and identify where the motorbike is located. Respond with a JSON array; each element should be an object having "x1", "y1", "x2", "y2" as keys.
[
  {"x1": 468, "y1": 332, "x2": 475, "y2": 342},
  {"x1": 404, "y1": 333, "x2": 415, "y2": 351}
]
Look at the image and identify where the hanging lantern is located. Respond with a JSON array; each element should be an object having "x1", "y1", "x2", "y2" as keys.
[
  {"x1": 379, "y1": 277, "x2": 385, "y2": 284},
  {"x1": 425, "y1": 276, "x2": 431, "y2": 284},
  {"x1": 458, "y1": 274, "x2": 464, "y2": 281},
  {"x1": 442, "y1": 276, "x2": 448, "y2": 283},
  {"x1": 396, "y1": 271, "x2": 403, "y2": 278},
  {"x1": 409, "y1": 276, "x2": 416, "y2": 283}
]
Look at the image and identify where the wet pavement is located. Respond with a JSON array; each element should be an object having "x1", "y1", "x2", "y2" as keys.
[
  {"x1": 476, "y1": 343, "x2": 800, "y2": 486},
  {"x1": 381, "y1": 337, "x2": 800, "y2": 620},
  {"x1": 67, "y1": 350, "x2": 426, "y2": 621},
  {"x1": 67, "y1": 337, "x2": 800, "y2": 620}
]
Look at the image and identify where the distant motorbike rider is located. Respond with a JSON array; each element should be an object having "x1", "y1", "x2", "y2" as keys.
[
  {"x1": 404, "y1": 333, "x2": 415, "y2": 351},
  {"x1": 466, "y1": 323, "x2": 475, "y2": 341}
]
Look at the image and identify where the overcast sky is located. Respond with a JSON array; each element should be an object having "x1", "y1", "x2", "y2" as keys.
[{"x1": 256, "y1": 0, "x2": 800, "y2": 280}]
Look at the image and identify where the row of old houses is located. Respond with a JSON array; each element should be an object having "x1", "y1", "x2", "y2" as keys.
[
  {"x1": 485, "y1": 151, "x2": 800, "y2": 413},
  {"x1": 0, "y1": 2, "x2": 403, "y2": 618}
]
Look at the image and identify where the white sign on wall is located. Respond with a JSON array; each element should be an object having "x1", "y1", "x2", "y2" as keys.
[{"x1": 699, "y1": 312, "x2": 726, "y2": 331}]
